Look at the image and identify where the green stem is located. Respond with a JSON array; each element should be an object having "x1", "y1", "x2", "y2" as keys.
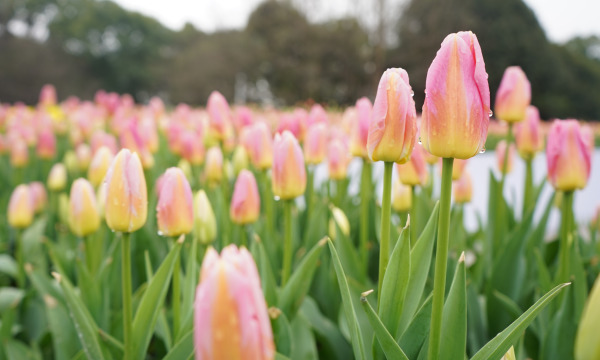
[
  {"x1": 428, "y1": 157, "x2": 454, "y2": 360},
  {"x1": 523, "y1": 158, "x2": 534, "y2": 218},
  {"x1": 15, "y1": 230, "x2": 24, "y2": 288},
  {"x1": 360, "y1": 160, "x2": 371, "y2": 273},
  {"x1": 172, "y1": 236, "x2": 181, "y2": 340},
  {"x1": 239, "y1": 224, "x2": 247, "y2": 248},
  {"x1": 121, "y1": 232, "x2": 133, "y2": 360},
  {"x1": 281, "y1": 200, "x2": 293, "y2": 286},
  {"x1": 410, "y1": 185, "x2": 417, "y2": 247},
  {"x1": 558, "y1": 191, "x2": 574, "y2": 284},
  {"x1": 306, "y1": 166, "x2": 314, "y2": 220},
  {"x1": 377, "y1": 162, "x2": 393, "y2": 308},
  {"x1": 499, "y1": 123, "x2": 513, "y2": 192},
  {"x1": 262, "y1": 170, "x2": 274, "y2": 242}
]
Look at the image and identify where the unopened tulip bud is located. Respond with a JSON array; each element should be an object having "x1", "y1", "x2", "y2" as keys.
[
  {"x1": 495, "y1": 66, "x2": 531, "y2": 123},
  {"x1": 194, "y1": 190, "x2": 217, "y2": 244},
  {"x1": 76, "y1": 144, "x2": 92, "y2": 171},
  {"x1": 350, "y1": 97, "x2": 372, "y2": 159},
  {"x1": 272, "y1": 131, "x2": 306, "y2": 200},
  {"x1": 241, "y1": 122, "x2": 273, "y2": 170},
  {"x1": 104, "y1": 149, "x2": 148, "y2": 232},
  {"x1": 8, "y1": 185, "x2": 34, "y2": 229},
  {"x1": 37, "y1": 129, "x2": 56, "y2": 159},
  {"x1": 392, "y1": 180, "x2": 412, "y2": 212},
  {"x1": 205, "y1": 146, "x2": 223, "y2": 184},
  {"x1": 39, "y1": 84, "x2": 57, "y2": 106},
  {"x1": 547, "y1": 119, "x2": 592, "y2": 191},
  {"x1": 453, "y1": 171, "x2": 473, "y2": 204},
  {"x1": 230, "y1": 170, "x2": 260, "y2": 225},
  {"x1": 64, "y1": 151, "x2": 78, "y2": 174},
  {"x1": 232, "y1": 146, "x2": 249, "y2": 176},
  {"x1": 368, "y1": 68, "x2": 418, "y2": 163},
  {"x1": 180, "y1": 131, "x2": 205, "y2": 166},
  {"x1": 396, "y1": 144, "x2": 428, "y2": 186},
  {"x1": 500, "y1": 346, "x2": 516, "y2": 360},
  {"x1": 194, "y1": 245, "x2": 274, "y2": 360},
  {"x1": 452, "y1": 159, "x2": 468, "y2": 181},
  {"x1": 29, "y1": 182, "x2": 47, "y2": 214},
  {"x1": 421, "y1": 31, "x2": 490, "y2": 159},
  {"x1": 575, "y1": 273, "x2": 600, "y2": 360},
  {"x1": 157, "y1": 167, "x2": 194, "y2": 237},
  {"x1": 11, "y1": 140, "x2": 28, "y2": 168},
  {"x1": 87, "y1": 146, "x2": 114, "y2": 187},
  {"x1": 96, "y1": 183, "x2": 107, "y2": 220},
  {"x1": 58, "y1": 193, "x2": 69, "y2": 224},
  {"x1": 514, "y1": 106, "x2": 544, "y2": 160},
  {"x1": 68, "y1": 179, "x2": 100, "y2": 237},
  {"x1": 329, "y1": 206, "x2": 350, "y2": 239},
  {"x1": 177, "y1": 159, "x2": 193, "y2": 184},
  {"x1": 496, "y1": 140, "x2": 515, "y2": 174},
  {"x1": 207, "y1": 91, "x2": 231, "y2": 140},
  {"x1": 47, "y1": 163, "x2": 67, "y2": 191},
  {"x1": 328, "y1": 138, "x2": 350, "y2": 180},
  {"x1": 304, "y1": 123, "x2": 328, "y2": 165}
]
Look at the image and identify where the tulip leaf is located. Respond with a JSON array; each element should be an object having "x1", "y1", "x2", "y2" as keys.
[
  {"x1": 180, "y1": 239, "x2": 199, "y2": 336},
  {"x1": 132, "y1": 239, "x2": 182, "y2": 360},
  {"x1": 0, "y1": 288, "x2": 25, "y2": 313},
  {"x1": 399, "y1": 294, "x2": 432, "y2": 359},
  {"x1": 0, "y1": 254, "x2": 18, "y2": 278},
  {"x1": 253, "y1": 236, "x2": 278, "y2": 307},
  {"x1": 4, "y1": 339, "x2": 40, "y2": 360},
  {"x1": 43, "y1": 294, "x2": 81, "y2": 360},
  {"x1": 360, "y1": 291, "x2": 409, "y2": 360},
  {"x1": 331, "y1": 214, "x2": 363, "y2": 282},
  {"x1": 466, "y1": 283, "x2": 487, "y2": 356},
  {"x1": 163, "y1": 330, "x2": 194, "y2": 360},
  {"x1": 290, "y1": 313, "x2": 319, "y2": 360},
  {"x1": 278, "y1": 237, "x2": 326, "y2": 319},
  {"x1": 471, "y1": 282, "x2": 570, "y2": 360},
  {"x1": 272, "y1": 309, "x2": 294, "y2": 357},
  {"x1": 328, "y1": 239, "x2": 367, "y2": 360},
  {"x1": 440, "y1": 254, "x2": 467, "y2": 360}
]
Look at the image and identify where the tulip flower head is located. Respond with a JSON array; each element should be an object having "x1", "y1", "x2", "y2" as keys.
[
  {"x1": 304, "y1": 123, "x2": 328, "y2": 165},
  {"x1": 452, "y1": 158, "x2": 468, "y2": 181},
  {"x1": 29, "y1": 182, "x2": 47, "y2": 214},
  {"x1": 421, "y1": 31, "x2": 490, "y2": 159},
  {"x1": 329, "y1": 206, "x2": 350, "y2": 239},
  {"x1": 232, "y1": 146, "x2": 249, "y2": 176},
  {"x1": 514, "y1": 105, "x2": 544, "y2": 160},
  {"x1": 47, "y1": 163, "x2": 67, "y2": 191},
  {"x1": 230, "y1": 170, "x2": 260, "y2": 225},
  {"x1": 76, "y1": 143, "x2": 92, "y2": 171},
  {"x1": 205, "y1": 146, "x2": 224, "y2": 185},
  {"x1": 368, "y1": 68, "x2": 418, "y2": 163},
  {"x1": 104, "y1": 149, "x2": 148, "y2": 232},
  {"x1": 575, "y1": 273, "x2": 600, "y2": 360},
  {"x1": 328, "y1": 138, "x2": 351, "y2": 180},
  {"x1": 207, "y1": 91, "x2": 231, "y2": 140},
  {"x1": 392, "y1": 180, "x2": 412, "y2": 212},
  {"x1": 68, "y1": 179, "x2": 101, "y2": 237},
  {"x1": 241, "y1": 122, "x2": 273, "y2": 170},
  {"x1": 350, "y1": 97, "x2": 372, "y2": 159},
  {"x1": 495, "y1": 66, "x2": 531, "y2": 123},
  {"x1": 37, "y1": 129, "x2": 56, "y2": 159},
  {"x1": 88, "y1": 146, "x2": 114, "y2": 187},
  {"x1": 156, "y1": 167, "x2": 194, "y2": 237},
  {"x1": 396, "y1": 143, "x2": 428, "y2": 186},
  {"x1": 180, "y1": 130, "x2": 205, "y2": 166},
  {"x1": 546, "y1": 119, "x2": 593, "y2": 191},
  {"x1": 194, "y1": 190, "x2": 217, "y2": 244},
  {"x1": 8, "y1": 185, "x2": 34, "y2": 229},
  {"x1": 11, "y1": 138, "x2": 28, "y2": 168},
  {"x1": 272, "y1": 131, "x2": 306, "y2": 200},
  {"x1": 496, "y1": 140, "x2": 515, "y2": 174},
  {"x1": 194, "y1": 245, "x2": 275, "y2": 360},
  {"x1": 453, "y1": 171, "x2": 473, "y2": 204}
]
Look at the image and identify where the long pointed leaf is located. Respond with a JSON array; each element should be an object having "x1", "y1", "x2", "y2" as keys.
[
  {"x1": 163, "y1": 330, "x2": 194, "y2": 360},
  {"x1": 440, "y1": 253, "x2": 466, "y2": 359}
]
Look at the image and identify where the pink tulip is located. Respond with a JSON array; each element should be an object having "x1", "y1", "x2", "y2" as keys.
[
  {"x1": 230, "y1": 170, "x2": 260, "y2": 225},
  {"x1": 156, "y1": 167, "x2": 194, "y2": 237},
  {"x1": 496, "y1": 140, "x2": 515, "y2": 174},
  {"x1": 304, "y1": 123, "x2": 328, "y2": 165},
  {"x1": 421, "y1": 31, "x2": 490, "y2": 159},
  {"x1": 547, "y1": 119, "x2": 593, "y2": 191},
  {"x1": 350, "y1": 97, "x2": 372, "y2": 159},
  {"x1": 272, "y1": 131, "x2": 306, "y2": 200},
  {"x1": 29, "y1": 182, "x2": 47, "y2": 214},
  {"x1": 39, "y1": 84, "x2": 57, "y2": 107},
  {"x1": 495, "y1": 66, "x2": 531, "y2": 123},
  {"x1": 514, "y1": 106, "x2": 544, "y2": 160},
  {"x1": 307, "y1": 104, "x2": 328, "y2": 128},
  {"x1": 453, "y1": 171, "x2": 473, "y2": 204},
  {"x1": 396, "y1": 143, "x2": 428, "y2": 186},
  {"x1": 241, "y1": 122, "x2": 273, "y2": 170},
  {"x1": 180, "y1": 131, "x2": 205, "y2": 166},
  {"x1": 328, "y1": 138, "x2": 351, "y2": 180},
  {"x1": 276, "y1": 113, "x2": 303, "y2": 141},
  {"x1": 207, "y1": 91, "x2": 231, "y2": 140},
  {"x1": 205, "y1": 146, "x2": 224, "y2": 184},
  {"x1": 37, "y1": 129, "x2": 56, "y2": 159}
]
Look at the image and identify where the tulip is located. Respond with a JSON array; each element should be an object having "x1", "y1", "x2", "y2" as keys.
[
  {"x1": 194, "y1": 190, "x2": 217, "y2": 245},
  {"x1": 205, "y1": 146, "x2": 223, "y2": 185},
  {"x1": 350, "y1": 97, "x2": 372, "y2": 159},
  {"x1": 96, "y1": 183, "x2": 107, "y2": 220},
  {"x1": 63, "y1": 151, "x2": 78, "y2": 174},
  {"x1": 367, "y1": 68, "x2": 418, "y2": 163},
  {"x1": 452, "y1": 158, "x2": 468, "y2": 181},
  {"x1": 392, "y1": 180, "x2": 412, "y2": 213},
  {"x1": 495, "y1": 66, "x2": 531, "y2": 123},
  {"x1": 37, "y1": 129, "x2": 56, "y2": 159},
  {"x1": 177, "y1": 159, "x2": 194, "y2": 184},
  {"x1": 10, "y1": 139, "x2": 28, "y2": 168},
  {"x1": 496, "y1": 140, "x2": 515, "y2": 174},
  {"x1": 39, "y1": 84, "x2": 57, "y2": 107},
  {"x1": 206, "y1": 91, "x2": 231, "y2": 140},
  {"x1": 272, "y1": 131, "x2": 306, "y2": 200},
  {"x1": 329, "y1": 206, "x2": 350, "y2": 239},
  {"x1": 76, "y1": 143, "x2": 92, "y2": 171},
  {"x1": 194, "y1": 245, "x2": 275, "y2": 360},
  {"x1": 156, "y1": 167, "x2": 194, "y2": 237},
  {"x1": 501, "y1": 347, "x2": 516, "y2": 360},
  {"x1": 47, "y1": 163, "x2": 67, "y2": 191},
  {"x1": 29, "y1": 182, "x2": 47, "y2": 214},
  {"x1": 68, "y1": 179, "x2": 100, "y2": 237},
  {"x1": 514, "y1": 105, "x2": 544, "y2": 160},
  {"x1": 276, "y1": 113, "x2": 303, "y2": 141},
  {"x1": 396, "y1": 144, "x2": 428, "y2": 186},
  {"x1": 180, "y1": 131, "x2": 205, "y2": 166},
  {"x1": 453, "y1": 171, "x2": 473, "y2": 204},
  {"x1": 241, "y1": 122, "x2": 273, "y2": 170},
  {"x1": 8, "y1": 184, "x2": 34, "y2": 229},
  {"x1": 232, "y1": 146, "x2": 249, "y2": 176},
  {"x1": 328, "y1": 138, "x2": 350, "y2": 181},
  {"x1": 547, "y1": 119, "x2": 592, "y2": 191},
  {"x1": 575, "y1": 273, "x2": 600, "y2": 360},
  {"x1": 88, "y1": 146, "x2": 114, "y2": 187},
  {"x1": 104, "y1": 148, "x2": 148, "y2": 233},
  {"x1": 304, "y1": 123, "x2": 328, "y2": 165},
  {"x1": 421, "y1": 31, "x2": 490, "y2": 159},
  {"x1": 307, "y1": 104, "x2": 328, "y2": 128},
  {"x1": 230, "y1": 170, "x2": 260, "y2": 225}
]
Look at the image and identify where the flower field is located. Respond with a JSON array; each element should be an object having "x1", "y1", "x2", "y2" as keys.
[{"x1": 1, "y1": 31, "x2": 599, "y2": 360}]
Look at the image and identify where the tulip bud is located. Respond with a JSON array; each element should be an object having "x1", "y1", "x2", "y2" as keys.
[
  {"x1": 350, "y1": 98, "x2": 372, "y2": 159},
  {"x1": 180, "y1": 130, "x2": 205, "y2": 166},
  {"x1": 8, "y1": 185, "x2": 34, "y2": 229},
  {"x1": 495, "y1": 66, "x2": 531, "y2": 123},
  {"x1": 232, "y1": 146, "x2": 249, "y2": 176},
  {"x1": 500, "y1": 346, "x2": 516, "y2": 360},
  {"x1": 205, "y1": 146, "x2": 223, "y2": 185},
  {"x1": 64, "y1": 151, "x2": 78, "y2": 174},
  {"x1": 230, "y1": 170, "x2": 260, "y2": 225},
  {"x1": 453, "y1": 171, "x2": 473, "y2": 204},
  {"x1": 575, "y1": 273, "x2": 600, "y2": 360},
  {"x1": 177, "y1": 159, "x2": 193, "y2": 184},
  {"x1": 452, "y1": 159, "x2": 468, "y2": 181},
  {"x1": 104, "y1": 149, "x2": 148, "y2": 232},
  {"x1": 421, "y1": 31, "x2": 490, "y2": 159},
  {"x1": 68, "y1": 179, "x2": 100, "y2": 237},
  {"x1": 87, "y1": 146, "x2": 114, "y2": 187},
  {"x1": 304, "y1": 123, "x2": 328, "y2": 165},
  {"x1": 58, "y1": 193, "x2": 70, "y2": 225},
  {"x1": 496, "y1": 140, "x2": 515, "y2": 174},
  {"x1": 194, "y1": 190, "x2": 217, "y2": 244},
  {"x1": 40, "y1": 84, "x2": 57, "y2": 107},
  {"x1": 47, "y1": 163, "x2": 67, "y2": 192},
  {"x1": 241, "y1": 122, "x2": 273, "y2": 170},
  {"x1": 10, "y1": 139, "x2": 28, "y2": 168},
  {"x1": 207, "y1": 91, "x2": 231, "y2": 140},
  {"x1": 156, "y1": 167, "x2": 194, "y2": 237},
  {"x1": 37, "y1": 129, "x2": 56, "y2": 159},
  {"x1": 396, "y1": 144, "x2": 428, "y2": 186},
  {"x1": 76, "y1": 143, "x2": 92, "y2": 172},
  {"x1": 546, "y1": 119, "x2": 593, "y2": 191},
  {"x1": 96, "y1": 183, "x2": 107, "y2": 220},
  {"x1": 272, "y1": 131, "x2": 306, "y2": 200},
  {"x1": 29, "y1": 182, "x2": 47, "y2": 214},
  {"x1": 329, "y1": 206, "x2": 350, "y2": 240},
  {"x1": 368, "y1": 68, "x2": 418, "y2": 163},
  {"x1": 514, "y1": 106, "x2": 544, "y2": 160},
  {"x1": 328, "y1": 138, "x2": 350, "y2": 180},
  {"x1": 392, "y1": 180, "x2": 412, "y2": 212},
  {"x1": 194, "y1": 245, "x2": 275, "y2": 360}
]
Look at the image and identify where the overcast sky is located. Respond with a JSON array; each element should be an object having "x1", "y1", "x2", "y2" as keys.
[{"x1": 113, "y1": 0, "x2": 599, "y2": 44}]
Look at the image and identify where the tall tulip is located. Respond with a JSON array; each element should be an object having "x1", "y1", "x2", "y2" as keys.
[
  {"x1": 495, "y1": 66, "x2": 531, "y2": 123},
  {"x1": 207, "y1": 91, "x2": 231, "y2": 140},
  {"x1": 29, "y1": 181, "x2": 47, "y2": 214},
  {"x1": 453, "y1": 171, "x2": 473, "y2": 204},
  {"x1": 156, "y1": 167, "x2": 194, "y2": 237},
  {"x1": 304, "y1": 123, "x2": 328, "y2": 165},
  {"x1": 68, "y1": 178, "x2": 100, "y2": 237},
  {"x1": 230, "y1": 170, "x2": 260, "y2": 228},
  {"x1": 8, "y1": 184, "x2": 34, "y2": 229},
  {"x1": 328, "y1": 138, "x2": 350, "y2": 181},
  {"x1": 88, "y1": 146, "x2": 114, "y2": 187},
  {"x1": 515, "y1": 106, "x2": 544, "y2": 214},
  {"x1": 194, "y1": 245, "x2": 274, "y2": 360},
  {"x1": 37, "y1": 129, "x2": 56, "y2": 159},
  {"x1": 241, "y1": 122, "x2": 273, "y2": 170},
  {"x1": 194, "y1": 190, "x2": 217, "y2": 245},
  {"x1": 205, "y1": 146, "x2": 223, "y2": 185},
  {"x1": 350, "y1": 97, "x2": 372, "y2": 159},
  {"x1": 495, "y1": 140, "x2": 515, "y2": 174}
]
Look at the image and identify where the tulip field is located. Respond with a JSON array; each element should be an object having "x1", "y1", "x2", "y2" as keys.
[{"x1": 2, "y1": 31, "x2": 600, "y2": 360}]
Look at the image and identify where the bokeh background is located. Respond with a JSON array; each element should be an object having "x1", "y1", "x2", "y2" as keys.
[{"x1": 1, "y1": 0, "x2": 599, "y2": 120}]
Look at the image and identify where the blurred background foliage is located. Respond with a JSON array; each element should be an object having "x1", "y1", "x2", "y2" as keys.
[{"x1": 1, "y1": 0, "x2": 599, "y2": 119}]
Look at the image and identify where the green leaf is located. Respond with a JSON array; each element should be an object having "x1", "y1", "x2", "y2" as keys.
[
  {"x1": 328, "y1": 239, "x2": 367, "y2": 360},
  {"x1": 467, "y1": 284, "x2": 487, "y2": 356},
  {"x1": 253, "y1": 236, "x2": 278, "y2": 307},
  {"x1": 278, "y1": 237, "x2": 326, "y2": 318},
  {"x1": 180, "y1": 239, "x2": 199, "y2": 337},
  {"x1": 4, "y1": 339, "x2": 39, "y2": 360},
  {"x1": 360, "y1": 291, "x2": 409, "y2": 360},
  {"x1": 289, "y1": 314, "x2": 319, "y2": 360},
  {"x1": 43, "y1": 294, "x2": 81, "y2": 360},
  {"x1": 131, "y1": 238, "x2": 183, "y2": 360},
  {"x1": 163, "y1": 330, "x2": 194, "y2": 360},
  {"x1": 399, "y1": 295, "x2": 432, "y2": 359},
  {"x1": 440, "y1": 255, "x2": 467, "y2": 359},
  {"x1": 471, "y1": 282, "x2": 570, "y2": 360},
  {"x1": 272, "y1": 309, "x2": 294, "y2": 357},
  {"x1": 0, "y1": 287, "x2": 25, "y2": 313},
  {"x1": 0, "y1": 254, "x2": 17, "y2": 278},
  {"x1": 52, "y1": 272, "x2": 106, "y2": 360}
]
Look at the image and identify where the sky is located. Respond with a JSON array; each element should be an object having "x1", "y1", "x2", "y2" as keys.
[{"x1": 113, "y1": 0, "x2": 600, "y2": 44}]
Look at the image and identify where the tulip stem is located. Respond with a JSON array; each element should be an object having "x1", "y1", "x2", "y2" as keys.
[
  {"x1": 499, "y1": 123, "x2": 513, "y2": 192},
  {"x1": 523, "y1": 158, "x2": 534, "y2": 218},
  {"x1": 262, "y1": 170, "x2": 274, "y2": 242},
  {"x1": 239, "y1": 225, "x2": 247, "y2": 248},
  {"x1": 172, "y1": 237, "x2": 181, "y2": 340},
  {"x1": 359, "y1": 160, "x2": 371, "y2": 273},
  {"x1": 377, "y1": 161, "x2": 393, "y2": 308},
  {"x1": 281, "y1": 199, "x2": 293, "y2": 286},
  {"x1": 15, "y1": 230, "x2": 25, "y2": 289},
  {"x1": 306, "y1": 166, "x2": 314, "y2": 221},
  {"x1": 558, "y1": 191, "x2": 574, "y2": 284},
  {"x1": 121, "y1": 232, "x2": 133, "y2": 360},
  {"x1": 410, "y1": 185, "x2": 417, "y2": 247},
  {"x1": 428, "y1": 157, "x2": 454, "y2": 360}
]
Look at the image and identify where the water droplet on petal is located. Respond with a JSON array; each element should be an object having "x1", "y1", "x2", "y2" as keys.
[
  {"x1": 488, "y1": 110, "x2": 493, "y2": 118},
  {"x1": 157, "y1": 230, "x2": 164, "y2": 236},
  {"x1": 479, "y1": 147, "x2": 486, "y2": 154},
  {"x1": 410, "y1": 90, "x2": 415, "y2": 97},
  {"x1": 274, "y1": 195, "x2": 281, "y2": 201}
]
